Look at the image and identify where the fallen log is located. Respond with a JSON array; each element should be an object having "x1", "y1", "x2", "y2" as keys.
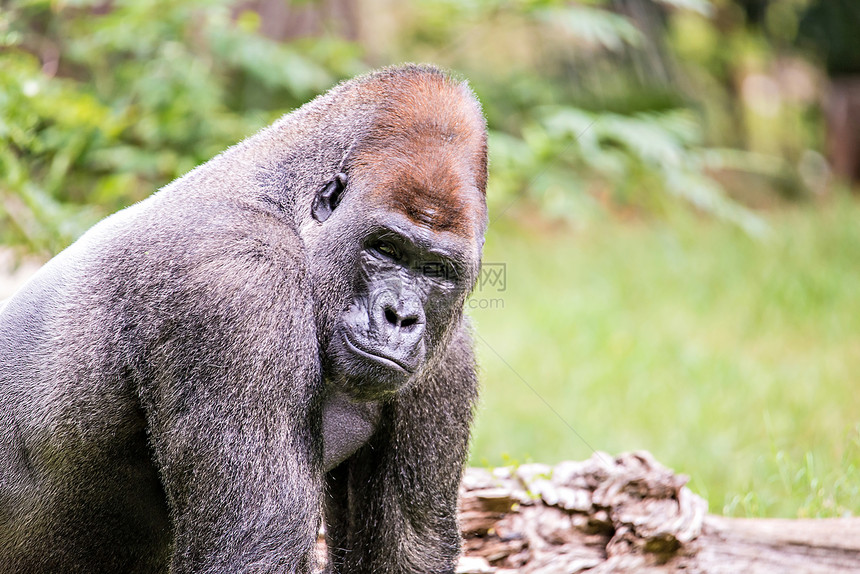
[{"x1": 456, "y1": 451, "x2": 860, "y2": 573}]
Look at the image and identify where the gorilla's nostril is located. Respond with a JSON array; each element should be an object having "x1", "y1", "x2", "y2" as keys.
[
  {"x1": 383, "y1": 306, "x2": 420, "y2": 329},
  {"x1": 384, "y1": 307, "x2": 398, "y2": 325}
]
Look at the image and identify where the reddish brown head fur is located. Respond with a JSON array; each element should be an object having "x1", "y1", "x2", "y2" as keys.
[{"x1": 350, "y1": 66, "x2": 488, "y2": 242}]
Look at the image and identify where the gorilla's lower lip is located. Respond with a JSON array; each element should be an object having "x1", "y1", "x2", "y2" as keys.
[{"x1": 342, "y1": 333, "x2": 416, "y2": 374}]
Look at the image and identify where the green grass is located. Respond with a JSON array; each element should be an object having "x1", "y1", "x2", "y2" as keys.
[{"x1": 467, "y1": 197, "x2": 860, "y2": 518}]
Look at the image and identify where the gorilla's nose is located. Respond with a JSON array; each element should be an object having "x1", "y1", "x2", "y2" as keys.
[{"x1": 371, "y1": 295, "x2": 425, "y2": 351}]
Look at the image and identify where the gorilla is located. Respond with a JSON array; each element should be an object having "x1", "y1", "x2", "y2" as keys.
[{"x1": 0, "y1": 64, "x2": 488, "y2": 573}]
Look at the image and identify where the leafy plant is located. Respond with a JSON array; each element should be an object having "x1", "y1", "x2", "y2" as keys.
[
  {"x1": 0, "y1": 0, "x2": 363, "y2": 255},
  {"x1": 489, "y1": 105, "x2": 768, "y2": 234}
]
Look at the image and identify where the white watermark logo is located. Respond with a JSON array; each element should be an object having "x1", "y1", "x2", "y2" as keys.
[{"x1": 469, "y1": 262, "x2": 506, "y2": 310}]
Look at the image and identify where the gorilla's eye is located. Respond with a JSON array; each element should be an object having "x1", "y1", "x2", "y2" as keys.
[{"x1": 373, "y1": 240, "x2": 400, "y2": 261}]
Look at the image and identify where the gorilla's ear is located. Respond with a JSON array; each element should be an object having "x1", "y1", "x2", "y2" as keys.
[{"x1": 312, "y1": 173, "x2": 347, "y2": 223}]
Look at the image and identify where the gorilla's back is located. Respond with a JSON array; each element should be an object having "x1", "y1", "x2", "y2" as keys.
[{"x1": 0, "y1": 200, "x2": 175, "y2": 572}]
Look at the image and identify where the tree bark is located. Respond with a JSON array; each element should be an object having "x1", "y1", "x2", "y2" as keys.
[{"x1": 456, "y1": 452, "x2": 860, "y2": 573}]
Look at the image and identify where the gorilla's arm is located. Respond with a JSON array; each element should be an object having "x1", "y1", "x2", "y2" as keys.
[
  {"x1": 127, "y1": 206, "x2": 325, "y2": 572},
  {"x1": 324, "y1": 325, "x2": 478, "y2": 574},
  {"x1": 0, "y1": 199, "x2": 326, "y2": 573}
]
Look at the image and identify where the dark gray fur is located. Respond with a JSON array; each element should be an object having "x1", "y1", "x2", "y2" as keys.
[{"x1": 0, "y1": 65, "x2": 486, "y2": 573}]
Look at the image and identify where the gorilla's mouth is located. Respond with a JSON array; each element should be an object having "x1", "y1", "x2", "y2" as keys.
[{"x1": 342, "y1": 332, "x2": 416, "y2": 374}]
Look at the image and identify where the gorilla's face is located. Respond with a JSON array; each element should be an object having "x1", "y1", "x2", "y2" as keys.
[
  {"x1": 332, "y1": 211, "x2": 474, "y2": 398},
  {"x1": 307, "y1": 155, "x2": 485, "y2": 400}
]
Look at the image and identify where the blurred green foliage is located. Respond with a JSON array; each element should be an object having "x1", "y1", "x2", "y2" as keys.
[{"x1": 1, "y1": 0, "x2": 831, "y2": 255}]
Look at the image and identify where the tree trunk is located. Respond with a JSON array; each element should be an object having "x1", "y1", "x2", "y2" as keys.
[{"x1": 826, "y1": 77, "x2": 860, "y2": 185}]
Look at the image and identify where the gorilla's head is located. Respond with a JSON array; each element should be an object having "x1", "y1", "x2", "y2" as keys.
[{"x1": 302, "y1": 68, "x2": 487, "y2": 400}]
